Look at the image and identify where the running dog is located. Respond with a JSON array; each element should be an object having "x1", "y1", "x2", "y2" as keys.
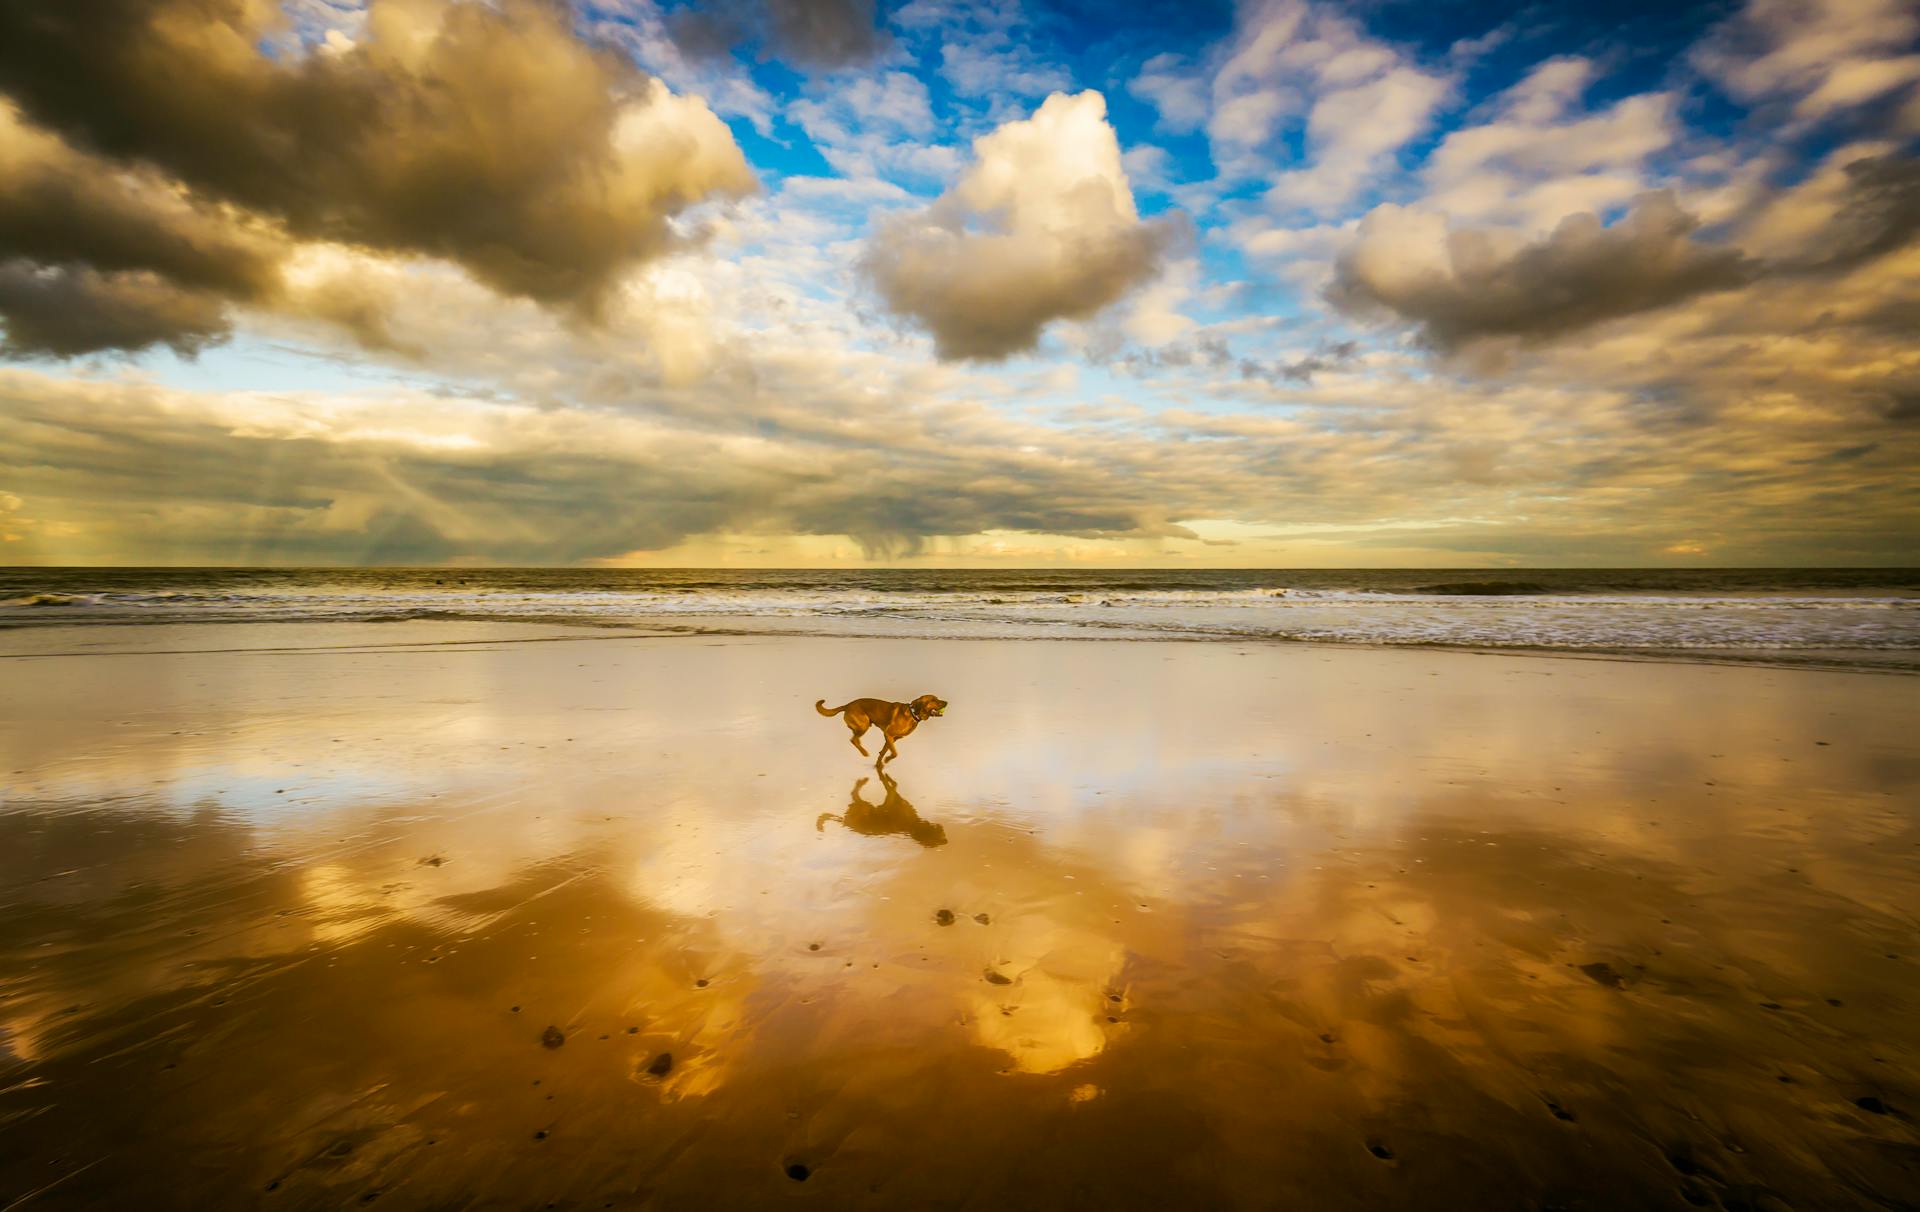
[{"x1": 814, "y1": 694, "x2": 947, "y2": 766}]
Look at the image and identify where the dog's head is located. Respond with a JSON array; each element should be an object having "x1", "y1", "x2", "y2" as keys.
[{"x1": 910, "y1": 694, "x2": 947, "y2": 720}]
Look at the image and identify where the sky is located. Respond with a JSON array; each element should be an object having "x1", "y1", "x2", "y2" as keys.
[{"x1": 0, "y1": 0, "x2": 1915, "y2": 568}]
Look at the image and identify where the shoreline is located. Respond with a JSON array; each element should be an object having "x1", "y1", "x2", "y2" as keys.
[{"x1": 2, "y1": 616, "x2": 1914, "y2": 675}]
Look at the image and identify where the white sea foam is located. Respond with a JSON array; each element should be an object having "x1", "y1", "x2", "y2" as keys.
[{"x1": 2, "y1": 573, "x2": 1915, "y2": 659}]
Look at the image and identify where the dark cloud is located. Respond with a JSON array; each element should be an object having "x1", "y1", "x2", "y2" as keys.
[
  {"x1": 669, "y1": 0, "x2": 884, "y2": 70},
  {"x1": 1106, "y1": 336, "x2": 1358, "y2": 385},
  {"x1": 1108, "y1": 334, "x2": 1235, "y2": 377},
  {"x1": 1794, "y1": 154, "x2": 1920, "y2": 273},
  {"x1": 866, "y1": 219, "x2": 1181, "y2": 360},
  {"x1": 1255, "y1": 340, "x2": 1358, "y2": 384},
  {"x1": 0, "y1": 104, "x2": 286, "y2": 354},
  {"x1": 0, "y1": 110, "x2": 282, "y2": 301},
  {"x1": 1881, "y1": 388, "x2": 1920, "y2": 425},
  {"x1": 1328, "y1": 192, "x2": 1758, "y2": 351},
  {"x1": 3, "y1": 352, "x2": 1916, "y2": 567},
  {"x1": 765, "y1": 0, "x2": 883, "y2": 68},
  {"x1": 668, "y1": 7, "x2": 753, "y2": 60},
  {"x1": 0, "y1": 371, "x2": 1234, "y2": 565},
  {"x1": 0, "y1": 0, "x2": 753, "y2": 355},
  {"x1": 0, "y1": 264, "x2": 231, "y2": 358}
]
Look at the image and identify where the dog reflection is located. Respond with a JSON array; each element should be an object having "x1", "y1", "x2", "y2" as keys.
[{"x1": 816, "y1": 771, "x2": 947, "y2": 848}]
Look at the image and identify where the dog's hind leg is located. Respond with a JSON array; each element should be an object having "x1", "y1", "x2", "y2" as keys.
[{"x1": 847, "y1": 725, "x2": 870, "y2": 757}]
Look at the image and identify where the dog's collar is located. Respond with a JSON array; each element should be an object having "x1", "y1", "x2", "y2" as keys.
[{"x1": 909, "y1": 702, "x2": 927, "y2": 720}]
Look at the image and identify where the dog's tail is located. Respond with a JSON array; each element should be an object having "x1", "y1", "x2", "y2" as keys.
[{"x1": 815, "y1": 699, "x2": 849, "y2": 717}]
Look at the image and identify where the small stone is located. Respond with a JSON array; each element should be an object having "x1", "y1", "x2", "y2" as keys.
[
  {"x1": 646, "y1": 1052, "x2": 673, "y2": 1078},
  {"x1": 973, "y1": 913, "x2": 990, "y2": 925},
  {"x1": 540, "y1": 1026, "x2": 564, "y2": 1049},
  {"x1": 934, "y1": 909, "x2": 955, "y2": 926},
  {"x1": 984, "y1": 969, "x2": 1012, "y2": 985}
]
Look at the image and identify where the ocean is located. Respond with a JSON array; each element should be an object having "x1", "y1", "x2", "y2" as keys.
[{"x1": 3, "y1": 567, "x2": 1916, "y2": 667}]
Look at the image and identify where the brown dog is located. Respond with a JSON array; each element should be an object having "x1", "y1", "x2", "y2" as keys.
[{"x1": 815, "y1": 693, "x2": 948, "y2": 766}]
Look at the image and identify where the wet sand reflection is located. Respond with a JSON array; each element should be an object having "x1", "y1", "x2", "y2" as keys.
[
  {"x1": 1, "y1": 633, "x2": 1916, "y2": 1209},
  {"x1": 817, "y1": 772, "x2": 949, "y2": 847}
]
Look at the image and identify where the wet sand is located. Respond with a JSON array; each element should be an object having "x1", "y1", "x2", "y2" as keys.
[{"x1": 2, "y1": 626, "x2": 1917, "y2": 1210}]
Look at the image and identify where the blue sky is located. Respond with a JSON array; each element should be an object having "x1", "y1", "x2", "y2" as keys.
[{"x1": 0, "y1": 0, "x2": 1915, "y2": 565}]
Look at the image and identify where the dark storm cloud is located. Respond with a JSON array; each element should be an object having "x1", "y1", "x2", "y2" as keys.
[
  {"x1": 0, "y1": 264, "x2": 231, "y2": 357},
  {"x1": 1328, "y1": 192, "x2": 1758, "y2": 351},
  {"x1": 0, "y1": 105, "x2": 286, "y2": 355},
  {"x1": 670, "y1": 0, "x2": 884, "y2": 69},
  {"x1": 0, "y1": 112, "x2": 282, "y2": 301},
  {"x1": 0, "y1": 0, "x2": 753, "y2": 354}
]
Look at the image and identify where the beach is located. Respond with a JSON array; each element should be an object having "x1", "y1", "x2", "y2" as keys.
[{"x1": 2, "y1": 624, "x2": 1917, "y2": 1210}]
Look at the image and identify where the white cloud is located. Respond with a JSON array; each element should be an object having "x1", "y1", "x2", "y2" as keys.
[
  {"x1": 1267, "y1": 65, "x2": 1452, "y2": 212},
  {"x1": 1204, "y1": 0, "x2": 1450, "y2": 207},
  {"x1": 938, "y1": 39, "x2": 1072, "y2": 102},
  {"x1": 861, "y1": 91, "x2": 1181, "y2": 360},
  {"x1": 1128, "y1": 53, "x2": 1209, "y2": 133},
  {"x1": 788, "y1": 70, "x2": 958, "y2": 186},
  {"x1": 1693, "y1": 0, "x2": 1920, "y2": 125},
  {"x1": 1420, "y1": 58, "x2": 1675, "y2": 231}
]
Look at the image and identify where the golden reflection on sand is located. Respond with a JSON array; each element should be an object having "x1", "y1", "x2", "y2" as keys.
[
  {"x1": 963, "y1": 916, "x2": 1123, "y2": 1075},
  {"x1": 1, "y1": 631, "x2": 1917, "y2": 1208}
]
